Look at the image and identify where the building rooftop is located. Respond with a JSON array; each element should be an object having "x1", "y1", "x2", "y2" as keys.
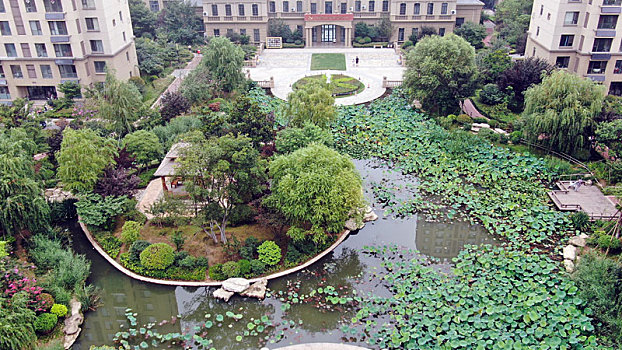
[
  {"x1": 457, "y1": 0, "x2": 485, "y2": 5},
  {"x1": 153, "y1": 142, "x2": 190, "y2": 177}
]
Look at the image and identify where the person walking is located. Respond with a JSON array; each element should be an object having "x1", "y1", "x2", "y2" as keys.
[{"x1": 355, "y1": 56, "x2": 360, "y2": 66}]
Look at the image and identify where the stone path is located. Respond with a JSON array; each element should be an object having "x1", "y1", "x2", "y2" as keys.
[
  {"x1": 136, "y1": 178, "x2": 163, "y2": 220},
  {"x1": 549, "y1": 181, "x2": 620, "y2": 220},
  {"x1": 151, "y1": 53, "x2": 203, "y2": 108},
  {"x1": 247, "y1": 48, "x2": 405, "y2": 105}
]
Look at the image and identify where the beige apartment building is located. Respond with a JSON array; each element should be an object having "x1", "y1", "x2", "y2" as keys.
[
  {"x1": 526, "y1": 0, "x2": 622, "y2": 96},
  {"x1": 202, "y1": 0, "x2": 483, "y2": 46},
  {"x1": 0, "y1": 0, "x2": 139, "y2": 104}
]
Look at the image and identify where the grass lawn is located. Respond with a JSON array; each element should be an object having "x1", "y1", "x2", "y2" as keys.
[{"x1": 311, "y1": 53, "x2": 347, "y2": 71}]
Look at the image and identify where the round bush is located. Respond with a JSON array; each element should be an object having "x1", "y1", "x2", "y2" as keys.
[
  {"x1": 209, "y1": 263, "x2": 226, "y2": 280},
  {"x1": 229, "y1": 204, "x2": 255, "y2": 227},
  {"x1": 222, "y1": 261, "x2": 241, "y2": 278},
  {"x1": 455, "y1": 114, "x2": 473, "y2": 125},
  {"x1": 478, "y1": 128, "x2": 500, "y2": 143},
  {"x1": 479, "y1": 84, "x2": 506, "y2": 105},
  {"x1": 129, "y1": 240, "x2": 152, "y2": 262},
  {"x1": 121, "y1": 220, "x2": 142, "y2": 245},
  {"x1": 238, "y1": 259, "x2": 251, "y2": 277},
  {"x1": 250, "y1": 259, "x2": 266, "y2": 275},
  {"x1": 363, "y1": 36, "x2": 372, "y2": 43},
  {"x1": 195, "y1": 256, "x2": 209, "y2": 268},
  {"x1": 510, "y1": 131, "x2": 523, "y2": 144},
  {"x1": 257, "y1": 241, "x2": 282, "y2": 266},
  {"x1": 39, "y1": 292, "x2": 55, "y2": 311},
  {"x1": 34, "y1": 313, "x2": 58, "y2": 334},
  {"x1": 50, "y1": 303, "x2": 68, "y2": 317},
  {"x1": 139, "y1": 243, "x2": 175, "y2": 270},
  {"x1": 178, "y1": 256, "x2": 197, "y2": 268}
]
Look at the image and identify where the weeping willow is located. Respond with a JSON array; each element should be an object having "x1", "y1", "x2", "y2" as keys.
[
  {"x1": 523, "y1": 70, "x2": 605, "y2": 157},
  {"x1": 0, "y1": 293, "x2": 37, "y2": 350}
]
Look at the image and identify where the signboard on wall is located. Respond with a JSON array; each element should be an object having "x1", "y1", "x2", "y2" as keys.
[{"x1": 266, "y1": 37, "x2": 283, "y2": 49}]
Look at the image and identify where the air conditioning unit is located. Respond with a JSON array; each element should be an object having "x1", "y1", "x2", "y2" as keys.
[
  {"x1": 451, "y1": 10, "x2": 456, "y2": 14},
  {"x1": 362, "y1": 5, "x2": 366, "y2": 9},
  {"x1": 350, "y1": 6, "x2": 354, "y2": 11}
]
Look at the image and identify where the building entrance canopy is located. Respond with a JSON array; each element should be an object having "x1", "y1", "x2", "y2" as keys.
[{"x1": 304, "y1": 14, "x2": 354, "y2": 47}]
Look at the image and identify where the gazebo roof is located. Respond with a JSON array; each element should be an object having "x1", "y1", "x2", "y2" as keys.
[{"x1": 153, "y1": 142, "x2": 189, "y2": 177}]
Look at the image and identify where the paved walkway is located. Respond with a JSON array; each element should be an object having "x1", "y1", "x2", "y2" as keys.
[
  {"x1": 136, "y1": 178, "x2": 163, "y2": 220},
  {"x1": 549, "y1": 181, "x2": 619, "y2": 220},
  {"x1": 247, "y1": 48, "x2": 405, "y2": 105},
  {"x1": 151, "y1": 53, "x2": 203, "y2": 108}
]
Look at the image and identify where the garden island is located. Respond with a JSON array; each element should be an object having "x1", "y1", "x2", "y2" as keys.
[{"x1": 1, "y1": 1, "x2": 622, "y2": 350}]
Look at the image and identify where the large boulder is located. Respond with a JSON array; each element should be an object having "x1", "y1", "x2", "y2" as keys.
[
  {"x1": 241, "y1": 278, "x2": 268, "y2": 300},
  {"x1": 563, "y1": 245, "x2": 577, "y2": 261},
  {"x1": 569, "y1": 236, "x2": 586, "y2": 247},
  {"x1": 563, "y1": 259, "x2": 575, "y2": 273},
  {"x1": 63, "y1": 298, "x2": 83, "y2": 349},
  {"x1": 213, "y1": 288, "x2": 235, "y2": 302},
  {"x1": 222, "y1": 278, "x2": 250, "y2": 293},
  {"x1": 363, "y1": 206, "x2": 379, "y2": 222}
]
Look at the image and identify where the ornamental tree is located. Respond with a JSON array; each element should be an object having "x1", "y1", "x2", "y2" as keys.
[
  {"x1": 497, "y1": 57, "x2": 554, "y2": 112},
  {"x1": 94, "y1": 166, "x2": 140, "y2": 197},
  {"x1": 266, "y1": 144, "x2": 365, "y2": 243},
  {"x1": 403, "y1": 34, "x2": 477, "y2": 115},
  {"x1": 203, "y1": 37, "x2": 245, "y2": 93},
  {"x1": 275, "y1": 122, "x2": 334, "y2": 154},
  {"x1": 123, "y1": 130, "x2": 162, "y2": 169},
  {"x1": 285, "y1": 81, "x2": 336, "y2": 129},
  {"x1": 454, "y1": 22, "x2": 488, "y2": 49},
  {"x1": 227, "y1": 95, "x2": 275, "y2": 148}
]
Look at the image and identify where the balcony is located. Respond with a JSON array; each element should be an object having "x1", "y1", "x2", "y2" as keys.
[
  {"x1": 587, "y1": 75, "x2": 606, "y2": 82},
  {"x1": 439, "y1": 15, "x2": 452, "y2": 20},
  {"x1": 45, "y1": 13, "x2": 65, "y2": 20},
  {"x1": 412, "y1": 15, "x2": 422, "y2": 20},
  {"x1": 596, "y1": 29, "x2": 617, "y2": 37},
  {"x1": 223, "y1": 16, "x2": 233, "y2": 21},
  {"x1": 281, "y1": 12, "x2": 304, "y2": 17},
  {"x1": 55, "y1": 59, "x2": 74, "y2": 65},
  {"x1": 237, "y1": 16, "x2": 247, "y2": 20},
  {"x1": 0, "y1": 93, "x2": 11, "y2": 100},
  {"x1": 394, "y1": 15, "x2": 408, "y2": 20},
  {"x1": 60, "y1": 78, "x2": 79, "y2": 83},
  {"x1": 207, "y1": 16, "x2": 220, "y2": 21},
  {"x1": 50, "y1": 36, "x2": 70, "y2": 43},
  {"x1": 249, "y1": 16, "x2": 264, "y2": 21},
  {"x1": 426, "y1": 15, "x2": 436, "y2": 20},
  {"x1": 591, "y1": 53, "x2": 612, "y2": 60},
  {"x1": 353, "y1": 11, "x2": 380, "y2": 18}
]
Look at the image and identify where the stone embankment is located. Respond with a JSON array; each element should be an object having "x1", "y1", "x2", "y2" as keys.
[{"x1": 562, "y1": 234, "x2": 588, "y2": 272}]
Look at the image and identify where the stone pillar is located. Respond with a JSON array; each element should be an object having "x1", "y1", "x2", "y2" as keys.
[{"x1": 306, "y1": 28, "x2": 312, "y2": 47}]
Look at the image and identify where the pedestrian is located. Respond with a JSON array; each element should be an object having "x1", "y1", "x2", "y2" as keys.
[{"x1": 355, "y1": 56, "x2": 360, "y2": 66}]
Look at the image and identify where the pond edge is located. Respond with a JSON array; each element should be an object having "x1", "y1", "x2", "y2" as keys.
[{"x1": 79, "y1": 218, "x2": 351, "y2": 287}]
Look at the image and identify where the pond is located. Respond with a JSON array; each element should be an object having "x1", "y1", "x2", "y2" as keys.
[{"x1": 72, "y1": 160, "x2": 496, "y2": 349}]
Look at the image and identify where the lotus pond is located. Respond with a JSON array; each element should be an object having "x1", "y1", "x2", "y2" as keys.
[{"x1": 72, "y1": 92, "x2": 603, "y2": 349}]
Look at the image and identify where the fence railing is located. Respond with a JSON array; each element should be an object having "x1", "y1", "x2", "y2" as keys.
[
  {"x1": 256, "y1": 77, "x2": 274, "y2": 88},
  {"x1": 382, "y1": 77, "x2": 402, "y2": 88}
]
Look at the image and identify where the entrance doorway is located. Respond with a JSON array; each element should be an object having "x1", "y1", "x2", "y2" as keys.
[
  {"x1": 321, "y1": 25, "x2": 336, "y2": 42},
  {"x1": 27, "y1": 86, "x2": 56, "y2": 100}
]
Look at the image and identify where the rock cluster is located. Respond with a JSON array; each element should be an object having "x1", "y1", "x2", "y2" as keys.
[
  {"x1": 345, "y1": 206, "x2": 379, "y2": 231},
  {"x1": 562, "y1": 234, "x2": 588, "y2": 273},
  {"x1": 44, "y1": 188, "x2": 76, "y2": 203},
  {"x1": 63, "y1": 298, "x2": 84, "y2": 349},
  {"x1": 213, "y1": 278, "x2": 268, "y2": 302}
]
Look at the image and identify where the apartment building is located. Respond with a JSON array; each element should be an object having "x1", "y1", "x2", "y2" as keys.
[
  {"x1": 144, "y1": 0, "x2": 202, "y2": 15},
  {"x1": 202, "y1": 0, "x2": 483, "y2": 46},
  {"x1": 0, "y1": 0, "x2": 139, "y2": 104},
  {"x1": 525, "y1": 0, "x2": 622, "y2": 96}
]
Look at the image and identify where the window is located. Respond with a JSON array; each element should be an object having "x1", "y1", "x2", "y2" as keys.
[
  {"x1": 382, "y1": 0, "x2": 388, "y2": 11},
  {"x1": 253, "y1": 28, "x2": 260, "y2": 42},
  {"x1": 35, "y1": 43, "x2": 48, "y2": 57},
  {"x1": 456, "y1": 17, "x2": 464, "y2": 26},
  {"x1": 24, "y1": 0, "x2": 37, "y2": 12},
  {"x1": 593, "y1": 38, "x2": 613, "y2": 52},
  {"x1": 240, "y1": 28, "x2": 246, "y2": 35},
  {"x1": 0, "y1": 65, "x2": 4, "y2": 78},
  {"x1": 559, "y1": 34, "x2": 574, "y2": 47},
  {"x1": 439, "y1": 28, "x2": 445, "y2": 36},
  {"x1": 30, "y1": 21, "x2": 43, "y2": 35},
  {"x1": 414, "y1": 3, "x2": 420, "y2": 14},
  {"x1": 226, "y1": 28, "x2": 233, "y2": 37},
  {"x1": 340, "y1": 2, "x2": 346, "y2": 13},
  {"x1": 369, "y1": 1, "x2": 374, "y2": 11},
  {"x1": 123, "y1": 31, "x2": 126, "y2": 42},
  {"x1": 58, "y1": 64, "x2": 77, "y2": 78},
  {"x1": 211, "y1": 4, "x2": 218, "y2": 15},
  {"x1": 94, "y1": 61, "x2": 106, "y2": 73},
  {"x1": 5, "y1": 43, "x2": 17, "y2": 57},
  {"x1": 0, "y1": 86, "x2": 9, "y2": 99},
  {"x1": 310, "y1": 2, "x2": 316, "y2": 13},
  {"x1": 295, "y1": 1, "x2": 302, "y2": 12},
  {"x1": 441, "y1": 2, "x2": 448, "y2": 15},
  {"x1": 603, "y1": 0, "x2": 622, "y2": 5},
  {"x1": 149, "y1": 1, "x2": 159, "y2": 12},
  {"x1": 119, "y1": 11, "x2": 123, "y2": 22},
  {"x1": 225, "y1": 4, "x2": 231, "y2": 16},
  {"x1": 213, "y1": 28, "x2": 220, "y2": 36},
  {"x1": 556, "y1": 56, "x2": 570, "y2": 68},
  {"x1": 43, "y1": 0, "x2": 63, "y2": 12},
  {"x1": 564, "y1": 12, "x2": 579, "y2": 25},
  {"x1": 26, "y1": 65, "x2": 36, "y2": 78},
  {"x1": 598, "y1": 15, "x2": 618, "y2": 29},
  {"x1": 0, "y1": 0, "x2": 4, "y2": 13},
  {"x1": 238, "y1": 4, "x2": 244, "y2": 15},
  {"x1": 41, "y1": 65, "x2": 53, "y2": 78},
  {"x1": 81, "y1": 0, "x2": 95, "y2": 9},
  {"x1": 269, "y1": 1, "x2": 275, "y2": 12},
  {"x1": 355, "y1": 1, "x2": 361, "y2": 11},
  {"x1": 21, "y1": 43, "x2": 31, "y2": 57},
  {"x1": 615, "y1": 60, "x2": 622, "y2": 74},
  {"x1": 89, "y1": 40, "x2": 104, "y2": 53},
  {"x1": 588, "y1": 60, "x2": 608, "y2": 74},
  {"x1": 398, "y1": 28, "x2": 404, "y2": 41},
  {"x1": 48, "y1": 21, "x2": 68, "y2": 35},
  {"x1": 399, "y1": 3, "x2": 406, "y2": 15},
  {"x1": 325, "y1": 1, "x2": 332, "y2": 14},
  {"x1": 252, "y1": 4, "x2": 259, "y2": 16},
  {"x1": 11, "y1": 65, "x2": 23, "y2": 78},
  {"x1": 427, "y1": 3, "x2": 434, "y2": 15},
  {"x1": 53, "y1": 43, "x2": 72, "y2": 57},
  {"x1": 609, "y1": 82, "x2": 622, "y2": 96},
  {"x1": 85, "y1": 17, "x2": 99, "y2": 31},
  {"x1": 0, "y1": 21, "x2": 10, "y2": 35},
  {"x1": 283, "y1": 1, "x2": 289, "y2": 12}
]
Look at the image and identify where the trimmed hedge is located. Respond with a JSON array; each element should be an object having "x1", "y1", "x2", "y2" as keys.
[
  {"x1": 50, "y1": 303, "x2": 68, "y2": 318},
  {"x1": 257, "y1": 241, "x2": 282, "y2": 266},
  {"x1": 34, "y1": 313, "x2": 58, "y2": 334},
  {"x1": 139, "y1": 243, "x2": 175, "y2": 270}
]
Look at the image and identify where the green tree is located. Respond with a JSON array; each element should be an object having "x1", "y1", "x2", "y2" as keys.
[
  {"x1": 476, "y1": 49, "x2": 512, "y2": 85},
  {"x1": 266, "y1": 144, "x2": 365, "y2": 243},
  {"x1": 496, "y1": 0, "x2": 533, "y2": 53},
  {"x1": 87, "y1": 72, "x2": 143, "y2": 137},
  {"x1": 157, "y1": 0, "x2": 204, "y2": 45},
  {"x1": 179, "y1": 65, "x2": 216, "y2": 105},
  {"x1": 403, "y1": 34, "x2": 477, "y2": 115},
  {"x1": 129, "y1": 0, "x2": 157, "y2": 38},
  {"x1": 454, "y1": 22, "x2": 488, "y2": 49},
  {"x1": 497, "y1": 57, "x2": 553, "y2": 112},
  {"x1": 135, "y1": 37, "x2": 167, "y2": 76},
  {"x1": 123, "y1": 130, "x2": 162, "y2": 169},
  {"x1": 177, "y1": 134, "x2": 267, "y2": 244},
  {"x1": 285, "y1": 81, "x2": 336, "y2": 128},
  {"x1": 58, "y1": 81, "x2": 82, "y2": 107},
  {"x1": 57, "y1": 128, "x2": 117, "y2": 193},
  {"x1": 0, "y1": 294, "x2": 37, "y2": 350},
  {"x1": 523, "y1": 70, "x2": 605, "y2": 157},
  {"x1": 228, "y1": 95, "x2": 274, "y2": 148},
  {"x1": 596, "y1": 119, "x2": 622, "y2": 158},
  {"x1": 275, "y1": 123, "x2": 334, "y2": 154},
  {"x1": 203, "y1": 37, "x2": 245, "y2": 93}
]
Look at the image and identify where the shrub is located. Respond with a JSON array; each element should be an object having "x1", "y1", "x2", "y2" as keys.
[
  {"x1": 173, "y1": 251, "x2": 190, "y2": 266},
  {"x1": 208, "y1": 264, "x2": 226, "y2": 281},
  {"x1": 402, "y1": 40, "x2": 413, "y2": 49},
  {"x1": 120, "y1": 221, "x2": 142, "y2": 245},
  {"x1": 222, "y1": 261, "x2": 241, "y2": 278},
  {"x1": 122, "y1": 209, "x2": 147, "y2": 225},
  {"x1": 34, "y1": 313, "x2": 58, "y2": 334},
  {"x1": 472, "y1": 117, "x2": 488, "y2": 124},
  {"x1": 238, "y1": 259, "x2": 251, "y2": 277},
  {"x1": 589, "y1": 231, "x2": 622, "y2": 253},
  {"x1": 510, "y1": 131, "x2": 523, "y2": 144},
  {"x1": 570, "y1": 212, "x2": 591, "y2": 231},
  {"x1": 285, "y1": 245, "x2": 303, "y2": 264},
  {"x1": 488, "y1": 119, "x2": 499, "y2": 128},
  {"x1": 478, "y1": 128, "x2": 500, "y2": 143},
  {"x1": 455, "y1": 114, "x2": 473, "y2": 125},
  {"x1": 47, "y1": 286, "x2": 71, "y2": 307},
  {"x1": 50, "y1": 304, "x2": 68, "y2": 318},
  {"x1": 250, "y1": 259, "x2": 266, "y2": 275},
  {"x1": 39, "y1": 293, "x2": 55, "y2": 311},
  {"x1": 178, "y1": 256, "x2": 196, "y2": 269},
  {"x1": 129, "y1": 240, "x2": 152, "y2": 262},
  {"x1": 99, "y1": 236, "x2": 122, "y2": 258},
  {"x1": 171, "y1": 230, "x2": 185, "y2": 251},
  {"x1": 363, "y1": 36, "x2": 372, "y2": 43},
  {"x1": 228, "y1": 204, "x2": 255, "y2": 227},
  {"x1": 239, "y1": 237, "x2": 261, "y2": 260},
  {"x1": 479, "y1": 84, "x2": 506, "y2": 105},
  {"x1": 195, "y1": 257, "x2": 209, "y2": 268},
  {"x1": 160, "y1": 91, "x2": 190, "y2": 123},
  {"x1": 257, "y1": 241, "x2": 282, "y2": 266},
  {"x1": 463, "y1": 123, "x2": 472, "y2": 131},
  {"x1": 139, "y1": 243, "x2": 175, "y2": 270}
]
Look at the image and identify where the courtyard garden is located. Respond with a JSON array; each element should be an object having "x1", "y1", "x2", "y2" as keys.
[{"x1": 293, "y1": 74, "x2": 365, "y2": 97}]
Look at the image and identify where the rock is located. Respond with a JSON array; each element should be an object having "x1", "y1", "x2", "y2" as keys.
[
  {"x1": 345, "y1": 218, "x2": 364, "y2": 231},
  {"x1": 62, "y1": 298, "x2": 84, "y2": 349},
  {"x1": 222, "y1": 278, "x2": 250, "y2": 293},
  {"x1": 563, "y1": 245, "x2": 577, "y2": 261},
  {"x1": 363, "y1": 207, "x2": 379, "y2": 222},
  {"x1": 564, "y1": 259, "x2": 575, "y2": 273},
  {"x1": 213, "y1": 288, "x2": 235, "y2": 302},
  {"x1": 241, "y1": 278, "x2": 268, "y2": 300},
  {"x1": 63, "y1": 314, "x2": 83, "y2": 335},
  {"x1": 63, "y1": 329, "x2": 81, "y2": 350},
  {"x1": 569, "y1": 236, "x2": 586, "y2": 247},
  {"x1": 579, "y1": 233, "x2": 589, "y2": 240}
]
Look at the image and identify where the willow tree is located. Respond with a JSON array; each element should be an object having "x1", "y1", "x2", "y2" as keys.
[
  {"x1": 523, "y1": 70, "x2": 605, "y2": 157},
  {"x1": 203, "y1": 37, "x2": 245, "y2": 93},
  {"x1": 285, "y1": 80, "x2": 336, "y2": 129},
  {"x1": 88, "y1": 72, "x2": 142, "y2": 137}
]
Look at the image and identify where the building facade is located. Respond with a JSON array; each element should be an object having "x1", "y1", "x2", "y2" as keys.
[
  {"x1": 144, "y1": 0, "x2": 203, "y2": 15},
  {"x1": 0, "y1": 0, "x2": 139, "y2": 104},
  {"x1": 525, "y1": 0, "x2": 622, "y2": 96},
  {"x1": 202, "y1": 0, "x2": 483, "y2": 46}
]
